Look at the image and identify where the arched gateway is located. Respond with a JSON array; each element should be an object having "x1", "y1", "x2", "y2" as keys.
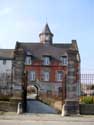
[
  {"x1": 13, "y1": 24, "x2": 80, "y2": 115},
  {"x1": 27, "y1": 85, "x2": 39, "y2": 99}
]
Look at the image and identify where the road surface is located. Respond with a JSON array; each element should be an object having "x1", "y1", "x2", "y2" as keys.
[
  {"x1": 26, "y1": 100, "x2": 57, "y2": 114},
  {"x1": 0, "y1": 115, "x2": 94, "y2": 125}
]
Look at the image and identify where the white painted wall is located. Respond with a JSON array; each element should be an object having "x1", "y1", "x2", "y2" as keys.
[{"x1": 0, "y1": 60, "x2": 12, "y2": 73}]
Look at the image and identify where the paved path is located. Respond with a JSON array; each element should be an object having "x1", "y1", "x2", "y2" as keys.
[
  {"x1": 0, "y1": 114, "x2": 94, "y2": 125},
  {"x1": 0, "y1": 120, "x2": 93, "y2": 125},
  {"x1": 26, "y1": 100, "x2": 57, "y2": 114}
]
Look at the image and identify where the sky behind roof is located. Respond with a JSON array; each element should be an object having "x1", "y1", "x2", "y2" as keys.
[{"x1": 0, "y1": 0, "x2": 94, "y2": 73}]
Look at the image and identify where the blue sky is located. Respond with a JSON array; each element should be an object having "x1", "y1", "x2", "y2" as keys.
[{"x1": 0, "y1": 0, "x2": 94, "y2": 73}]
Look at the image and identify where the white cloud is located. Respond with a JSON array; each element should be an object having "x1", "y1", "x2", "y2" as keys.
[{"x1": 0, "y1": 8, "x2": 12, "y2": 16}]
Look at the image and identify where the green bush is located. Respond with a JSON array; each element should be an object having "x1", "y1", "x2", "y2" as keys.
[{"x1": 81, "y1": 96, "x2": 94, "y2": 104}]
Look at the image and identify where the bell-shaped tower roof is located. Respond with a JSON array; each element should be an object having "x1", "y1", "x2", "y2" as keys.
[{"x1": 39, "y1": 23, "x2": 53, "y2": 44}]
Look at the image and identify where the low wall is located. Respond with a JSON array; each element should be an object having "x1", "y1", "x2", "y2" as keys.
[
  {"x1": 80, "y1": 104, "x2": 94, "y2": 115},
  {"x1": 0, "y1": 100, "x2": 21, "y2": 112}
]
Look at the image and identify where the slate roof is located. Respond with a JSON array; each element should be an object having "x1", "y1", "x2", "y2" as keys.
[
  {"x1": 14, "y1": 24, "x2": 79, "y2": 60},
  {"x1": 16, "y1": 42, "x2": 72, "y2": 60},
  {"x1": 53, "y1": 43, "x2": 71, "y2": 49},
  {"x1": 0, "y1": 49, "x2": 14, "y2": 59}
]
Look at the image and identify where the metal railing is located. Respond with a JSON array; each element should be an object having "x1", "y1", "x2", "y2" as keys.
[
  {"x1": 81, "y1": 74, "x2": 94, "y2": 96},
  {"x1": 80, "y1": 74, "x2": 94, "y2": 103}
]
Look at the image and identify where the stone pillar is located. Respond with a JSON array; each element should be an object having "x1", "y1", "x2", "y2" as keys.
[
  {"x1": 62, "y1": 50, "x2": 80, "y2": 116},
  {"x1": 13, "y1": 47, "x2": 25, "y2": 98}
]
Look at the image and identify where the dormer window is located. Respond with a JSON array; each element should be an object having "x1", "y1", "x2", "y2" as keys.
[
  {"x1": 25, "y1": 50, "x2": 32, "y2": 65},
  {"x1": 43, "y1": 56, "x2": 50, "y2": 65},
  {"x1": 25, "y1": 56, "x2": 32, "y2": 65},
  {"x1": 60, "y1": 56, "x2": 68, "y2": 65}
]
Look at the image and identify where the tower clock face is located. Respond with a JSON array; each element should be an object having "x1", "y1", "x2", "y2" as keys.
[
  {"x1": 40, "y1": 33, "x2": 52, "y2": 43},
  {"x1": 40, "y1": 34, "x2": 45, "y2": 41},
  {"x1": 45, "y1": 35, "x2": 50, "y2": 41}
]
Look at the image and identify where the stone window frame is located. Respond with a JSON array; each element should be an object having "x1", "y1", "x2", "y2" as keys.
[
  {"x1": 56, "y1": 70, "x2": 64, "y2": 82},
  {"x1": 60, "y1": 56, "x2": 68, "y2": 66},
  {"x1": 25, "y1": 56, "x2": 32, "y2": 65},
  {"x1": 41, "y1": 70, "x2": 50, "y2": 81},
  {"x1": 28, "y1": 70, "x2": 36, "y2": 81}
]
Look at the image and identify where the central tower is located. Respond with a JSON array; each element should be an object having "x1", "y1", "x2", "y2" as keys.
[{"x1": 39, "y1": 23, "x2": 53, "y2": 44}]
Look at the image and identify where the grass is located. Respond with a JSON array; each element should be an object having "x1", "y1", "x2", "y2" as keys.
[
  {"x1": 80, "y1": 96, "x2": 94, "y2": 104},
  {"x1": 0, "y1": 111, "x2": 17, "y2": 115}
]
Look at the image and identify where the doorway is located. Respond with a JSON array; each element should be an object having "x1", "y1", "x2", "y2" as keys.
[{"x1": 27, "y1": 85, "x2": 38, "y2": 100}]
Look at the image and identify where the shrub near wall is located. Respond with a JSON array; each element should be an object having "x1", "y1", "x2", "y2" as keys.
[{"x1": 80, "y1": 96, "x2": 94, "y2": 104}]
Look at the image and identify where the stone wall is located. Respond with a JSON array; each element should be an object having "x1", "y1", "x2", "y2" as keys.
[
  {"x1": 13, "y1": 47, "x2": 25, "y2": 97},
  {"x1": 0, "y1": 100, "x2": 19, "y2": 112},
  {"x1": 13, "y1": 48, "x2": 25, "y2": 84}
]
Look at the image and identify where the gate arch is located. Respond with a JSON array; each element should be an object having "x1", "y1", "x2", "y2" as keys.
[{"x1": 27, "y1": 84, "x2": 39, "y2": 99}]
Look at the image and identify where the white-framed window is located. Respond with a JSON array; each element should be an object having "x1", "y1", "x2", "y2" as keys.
[
  {"x1": 28, "y1": 71, "x2": 36, "y2": 81},
  {"x1": 25, "y1": 56, "x2": 32, "y2": 65},
  {"x1": 60, "y1": 56, "x2": 68, "y2": 65},
  {"x1": 42, "y1": 71, "x2": 49, "y2": 81},
  {"x1": 56, "y1": 71, "x2": 63, "y2": 81},
  {"x1": 43, "y1": 56, "x2": 50, "y2": 65}
]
